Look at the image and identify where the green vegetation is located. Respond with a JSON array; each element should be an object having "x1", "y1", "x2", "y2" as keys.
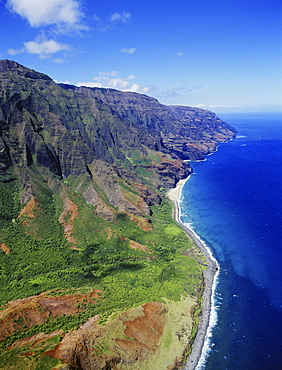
[
  {"x1": 0, "y1": 182, "x2": 19, "y2": 224},
  {"x1": 0, "y1": 335, "x2": 61, "y2": 370},
  {"x1": 0, "y1": 60, "x2": 236, "y2": 368},
  {"x1": 0, "y1": 180, "x2": 204, "y2": 355}
]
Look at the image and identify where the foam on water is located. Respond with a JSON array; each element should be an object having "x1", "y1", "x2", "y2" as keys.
[
  {"x1": 177, "y1": 197, "x2": 221, "y2": 369},
  {"x1": 195, "y1": 267, "x2": 220, "y2": 370},
  {"x1": 181, "y1": 113, "x2": 282, "y2": 369}
]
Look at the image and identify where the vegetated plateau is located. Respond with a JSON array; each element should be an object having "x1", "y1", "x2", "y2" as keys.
[{"x1": 0, "y1": 60, "x2": 236, "y2": 369}]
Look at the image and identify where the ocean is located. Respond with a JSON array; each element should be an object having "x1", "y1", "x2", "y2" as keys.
[{"x1": 180, "y1": 113, "x2": 282, "y2": 369}]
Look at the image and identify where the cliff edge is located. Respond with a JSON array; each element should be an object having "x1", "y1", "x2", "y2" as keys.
[{"x1": 0, "y1": 60, "x2": 236, "y2": 369}]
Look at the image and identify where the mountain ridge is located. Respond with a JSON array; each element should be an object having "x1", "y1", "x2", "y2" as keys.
[{"x1": 0, "y1": 59, "x2": 236, "y2": 369}]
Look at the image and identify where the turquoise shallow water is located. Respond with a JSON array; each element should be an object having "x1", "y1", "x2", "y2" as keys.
[{"x1": 181, "y1": 113, "x2": 282, "y2": 369}]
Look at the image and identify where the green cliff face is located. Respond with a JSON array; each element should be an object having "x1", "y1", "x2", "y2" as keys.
[{"x1": 0, "y1": 60, "x2": 236, "y2": 369}]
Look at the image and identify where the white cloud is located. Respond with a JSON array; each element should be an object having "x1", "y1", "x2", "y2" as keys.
[
  {"x1": 8, "y1": 37, "x2": 71, "y2": 59},
  {"x1": 150, "y1": 85, "x2": 202, "y2": 98},
  {"x1": 177, "y1": 51, "x2": 184, "y2": 57},
  {"x1": 6, "y1": 0, "x2": 86, "y2": 31},
  {"x1": 76, "y1": 73, "x2": 200, "y2": 98},
  {"x1": 110, "y1": 11, "x2": 131, "y2": 23},
  {"x1": 25, "y1": 39, "x2": 70, "y2": 54},
  {"x1": 93, "y1": 71, "x2": 119, "y2": 82},
  {"x1": 188, "y1": 85, "x2": 203, "y2": 92},
  {"x1": 157, "y1": 86, "x2": 187, "y2": 98},
  {"x1": 194, "y1": 104, "x2": 266, "y2": 110},
  {"x1": 129, "y1": 84, "x2": 149, "y2": 93},
  {"x1": 142, "y1": 85, "x2": 203, "y2": 98},
  {"x1": 93, "y1": 11, "x2": 131, "y2": 32},
  {"x1": 107, "y1": 78, "x2": 129, "y2": 89},
  {"x1": 53, "y1": 57, "x2": 64, "y2": 63},
  {"x1": 76, "y1": 82, "x2": 102, "y2": 88},
  {"x1": 7, "y1": 47, "x2": 25, "y2": 55},
  {"x1": 120, "y1": 48, "x2": 136, "y2": 54},
  {"x1": 77, "y1": 71, "x2": 149, "y2": 94},
  {"x1": 195, "y1": 104, "x2": 237, "y2": 109}
]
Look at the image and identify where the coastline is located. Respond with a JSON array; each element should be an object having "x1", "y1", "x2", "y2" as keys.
[{"x1": 167, "y1": 177, "x2": 219, "y2": 370}]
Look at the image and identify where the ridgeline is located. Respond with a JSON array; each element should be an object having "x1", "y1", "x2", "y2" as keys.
[{"x1": 0, "y1": 60, "x2": 236, "y2": 369}]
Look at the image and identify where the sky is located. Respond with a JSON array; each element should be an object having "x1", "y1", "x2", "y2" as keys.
[{"x1": 0, "y1": 0, "x2": 281, "y2": 114}]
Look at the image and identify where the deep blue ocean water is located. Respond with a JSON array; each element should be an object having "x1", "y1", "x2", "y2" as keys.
[{"x1": 180, "y1": 113, "x2": 282, "y2": 369}]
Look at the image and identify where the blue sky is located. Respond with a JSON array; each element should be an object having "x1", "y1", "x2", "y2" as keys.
[{"x1": 0, "y1": 0, "x2": 281, "y2": 113}]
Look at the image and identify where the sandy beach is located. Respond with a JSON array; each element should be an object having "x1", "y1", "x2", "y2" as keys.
[{"x1": 167, "y1": 178, "x2": 218, "y2": 370}]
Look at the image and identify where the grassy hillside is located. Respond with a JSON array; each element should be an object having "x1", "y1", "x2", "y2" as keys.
[
  {"x1": 0, "y1": 60, "x2": 235, "y2": 369},
  {"x1": 0, "y1": 178, "x2": 206, "y2": 369}
]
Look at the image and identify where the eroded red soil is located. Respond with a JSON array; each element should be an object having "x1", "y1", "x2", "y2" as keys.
[
  {"x1": 58, "y1": 193, "x2": 79, "y2": 244},
  {"x1": 18, "y1": 197, "x2": 39, "y2": 218},
  {"x1": 0, "y1": 242, "x2": 10, "y2": 254},
  {"x1": 44, "y1": 301, "x2": 167, "y2": 369},
  {"x1": 116, "y1": 301, "x2": 166, "y2": 354},
  {"x1": 0, "y1": 289, "x2": 101, "y2": 341}
]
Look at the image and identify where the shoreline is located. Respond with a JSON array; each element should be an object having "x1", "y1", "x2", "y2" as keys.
[{"x1": 167, "y1": 177, "x2": 219, "y2": 370}]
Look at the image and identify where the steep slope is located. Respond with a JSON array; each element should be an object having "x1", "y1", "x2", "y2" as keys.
[
  {"x1": 0, "y1": 60, "x2": 236, "y2": 369},
  {"x1": 61, "y1": 83, "x2": 236, "y2": 160}
]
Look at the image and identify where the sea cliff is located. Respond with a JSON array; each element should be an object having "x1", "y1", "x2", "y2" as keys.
[{"x1": 0, "y1": 59, "x2": 236, "y2": 369}]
